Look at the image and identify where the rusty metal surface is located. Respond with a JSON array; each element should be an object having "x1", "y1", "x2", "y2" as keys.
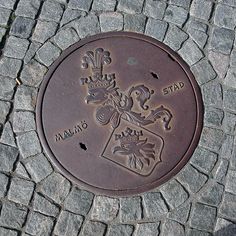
[{"x1": 36, "y1": 32, "x2": 203, "y2": 196}]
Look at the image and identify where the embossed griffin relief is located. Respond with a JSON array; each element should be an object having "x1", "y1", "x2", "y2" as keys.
[{"x1": 80, "y1": 48, "x2": 173, "y2": 176}]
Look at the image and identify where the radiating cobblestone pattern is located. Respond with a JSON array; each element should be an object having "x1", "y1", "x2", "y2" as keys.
[{"x1": 0, "y1": 0, "x2": 235, "y2": 235}]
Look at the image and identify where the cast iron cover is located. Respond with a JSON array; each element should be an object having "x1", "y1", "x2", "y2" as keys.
[{"x1": 36, "y1": 32, "x2": 203, "y2": 196}]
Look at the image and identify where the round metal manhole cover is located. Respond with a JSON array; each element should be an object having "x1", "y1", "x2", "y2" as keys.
[{"x1": 36, "y1": 32, "x2": 203, "y2": 196}]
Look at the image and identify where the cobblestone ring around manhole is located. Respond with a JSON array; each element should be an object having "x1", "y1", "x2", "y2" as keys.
[{"x1": 36, "y1": 31, "x2": 203, "y2": 196}]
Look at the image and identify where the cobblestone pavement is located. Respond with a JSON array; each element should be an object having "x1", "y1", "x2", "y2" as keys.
[{"x1": 0, "y1": 0, "x2": 235, "y2": 235}]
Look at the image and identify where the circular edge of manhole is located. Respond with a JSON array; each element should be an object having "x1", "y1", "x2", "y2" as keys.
[{"x1": 36, "y1": 31, "x2": 204, "y2": 196}]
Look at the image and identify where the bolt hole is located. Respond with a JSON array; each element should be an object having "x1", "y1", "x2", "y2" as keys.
[
  {"x1": 150, "y1": 71, "x2": 159, "y2": 79},
  {"x1": 79, "y1": 142, "x2": 87, "y2": 151}
]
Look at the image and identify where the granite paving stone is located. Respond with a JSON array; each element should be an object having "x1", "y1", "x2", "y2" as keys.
[
  {"x1": 191, "y1": 59, "x2": 216, "y2": 85},
  {"x1": 145, "y1": 18, "x2": 168, "y2": 41},
  {"x1": 0, "y1": 57, "x2": 22, "y2": 78},
  {"x1": 15, "y1": 162, "x2": 30, "y2": 178},
  {"x1": 220, "y1": 134, "x2": 234, "y2": 160},
  {"x1": 223, "y1": 88, "x2": 236, "y2": 112},
  {"x1": 190, "y1": 203, "x2": 217, "y2": 231},
  {"x1": 170, "y1": 0, "x2": 191, "y2": 9},
  {"x1": 15, "y1": 0, "x2": 41, "y2": 19},
  {"x1": 91, "y1": 196, "x2": 119, "y2": 222},
  {"x1": 178, "y1": 39, "x2": 203, "y2": 66},
  {"x1": 14, "y1": 85, "x2": 37, "y2": 111},
  {"x1": 64, "y1": 187, "x2": 94, "y2": 215},
  {"x1": 209, "y1": 27, "x2": 234, "y2": 54},
  {"x1": 82, "y1": 221, "x2": 107, "y2": 236},
  {"x1": 10, "y1": 16, "x2": 35, "y2": 38},
  {"x1": 214, "y1": 4, "x2": 236, "y2": 30},
  {"x1": 17, "y1": 131, "x2": 41, "y2": 158},
  {"x1": 74, "y1": 13, "x2": 100, "y2": 38},
  {"x1": 187, "y1": 229, "x2": 212, "y2": 236},
  {"x1": 214, "y1": 159, "x2": 229, "y2": 183},
  {"x1": 168, "y1": 202, "x2": 191, "y2": 224},
  {"x1": 0, "y1": 7, "x2": 11, "y2": 26},
  {"x1": 100, "y1": 12, "x2": 123, "y2": 32},
  {"x1": 204, "y1": 107, "x2": 224, "y2": 128},
  {"x1": 33, "y1": 193, "x2": 60, "y2": 217},
  {"x1": 8, "y1": 177, "x2": 35, "y2": 205},
  {"x1": 219, "y1": 192, "x2": 236, "y2": 220},
  {"x1": 135, "y1": 222, "x2": 160, "y2": 236},
  {"x1": 0, "y1": 27, "x2": 6, "y2": 42},
  {"x1": 60, "y1": 8, "x2": 84, "y2": 27},
  {"x1": 0, "y1": 143, "x2": 18, "y2": 172},
  {"x1": 142, "y1": 192, "x2": 169, "y2": 219},
  {"x1": 143, "y1": 0, "x2": 166, "y2": 20},
  {"x1": 0, "y1": 201, "x2": 28, "y2": 229},
  {"x1": 36, "y1": 42, "x2": 61, "y2": 67},
  {"x1": 54, "y1": 28, "x2": 79, "y2": 50},
  {"x1": 190, "y1": 0, "x2": 213, "y2": 21},
  {"x1": 225, "y1": 169, "x2": 236, "y2": 194},
  {"x1": 0, "y1": 76, "x2": 15, "y2": 100},
  {"x1": 40, "y1": 172, "x2": 71, "y2": 204},
  {"x1": 0, "y1": 173, "x2": 9, "y2": 198},
  {"x1": 24, "y1": 42, "x2": 42, "y2": 64},
  {"x1": 39, "y1": 0, "x2": 64, "y2": 23},
  {"x1": 20, "y1": 59, "x2": 47, "y2": 87},
  {"x1": 0, "y1": 0, "x2": 16, "y2": 10},
  {"x1": 230, "y1": 48, "x2": 236, "y2": 67},
  {"x1": 164, "y1": 5, "x2": 188, "y2": 27},
  {"x1": 25, "y1": 212, "x2": 54, "y2": 236},
  {"x1": 0, "y1": 121, "x2": 16, "y2": 147},
  {"x1": 162, "y1": 219, "x2": 185, "y2": 236},
  {"x1": 164, "y1": 23, "x2": 188, "y2": 51},
  {"x1": 223, "y1": 112, "x2": 236, "y2": 134},
  {"x1": 200, "y1": 182, "x2": 224, "y2": 206},
  {"x1": 0, "y1": 227, "x2": 18, "y2": 236},
  {"x1": 68, "y1": 0, "x2": 93, "y2": 11},
  {"x1": 177, "y1": 165, "x2": 208, "y2": 193},
  {"x1": 190, "y1": 147, "x2": 218, "y2": 173},
  {"x1": 225, "y1": 67, "x2": 236, "y2": 89},
  {"x1": 117, "y1": 0, "x2": 144, "y2": 14},
  {"x1": 32, "y1": 20, "x2": 58, "y2": 44},
  {"x1": 92, "y1": 0, "x2": 116, "y2": 11},
  {"x1": 120, "y1": 197, "x2": 142, "y2": 222},
  {"x1": 214, "y1": 217, "x2": 236, "y2": 235},
  {"x1": 54, "y1": 211, "x2": 84, "y2": 236},
  {"x1": 107, "y1": 224, "x2": 134, "y2": 236},
  {"x1": 0, "y1": 100, "x2": 11, "y2": 124},
  {"x1": 24, "y1": 153, "x2": 53, "y2": 182},
  {"x1": 219, "y1": 0, "x2": 236, "y2": 7},
  {"x1": 124, "y1": 14, "x2": 146, "y2": 33}
]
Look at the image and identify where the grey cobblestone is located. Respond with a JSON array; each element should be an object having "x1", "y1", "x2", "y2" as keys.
[
  {"x1": 0, "y1": 227, "x2": 18, "y2": 236},
  {"x1": 120, "y1": 197, "x2": 142, "y2": 222},
  {"x1": 0, "y1": 173, "x2": 9, "y2": 198},
  {"x1": 33, "y1": 193, "x2": 59, "y2": 217},
  {"x1": 162, "y1": 219, "x2": 185, "y2": 236},
  {"x1": 225, "y1": 67, "x2": 236, "y2": 88},
  {"x1": 215, "y1": 217, "x2": 236, "y2": 235},
  {"x1": 8, "y1": 177, "x2": 35, "y2": 205},
  {"x1": 15, "y1": 162, "x2": 30, "y2": 178},
  {"x1": 0, "y1": 143, "x2": 18, "y2": 172},
  {"x1": 223, "y1": 112, "x2": 236, "y2": 134},
  {"x1": 0, "y1": 0, "x2": 15, "y2": 10},
  {"x1": 64, "y1": 187, "x2": 94, "y2": 215},
  {"x1": 220, "y1": 134, "x2": 234, "y2": 160},
  {"x1": 225, "y1": 169, "x2": 236, "y2": 194},
  {"x1": 10, "y1": 16, "x2": 35, "y2": 38},
  {"x1": 177, "y1": 165, "x2": 207, "y2": 193},
  {"x1": 40, "y1": 172, "x2": 71, "y2": 204},
  {"x1": 219, "y1": 192, "x2": 236, "y2": 220},
  {"x1": 0, "y1": 27, "x2": 6, "y2": 42},
  {"x1": 214, "y1": 159, "x2": 229, "y2": 183},
  {"x1": 39, "y1": 0, "x2": 64, "y2": 23},
  {"x1": 92, "y1": 0, "x2": 116, "y2": 11},
  {"x1": 25, "y1": 212, "x2": 54, "y2": 236},
  {"x1": 100, "y1": 12, "x2": 123, "y2": 32},
  {"x1": 13, "y1": 111, "x2": 36, "y2": 133},
  {"x1": 170, "y1": 0, "x2": 191, "y2": 9},
  {"x1": 24, "y1": 42, "x2": 42, "y2": 64},
  {"x1": 142, "y1": 192, "x2": 168, "y2": 220},
  {"x1": 223, "y1": 88, "x2": 236, "y2": 112},
  {"x1": 91, "y1": 196, "x2": 119, "y2": 222},
  {"x1": 24, "y1": 153, "x2": 53, "y2": 182},
  {"x1": 82, "y1": 221, "x2": 107, "y2": 236},
  {"x1": 0, "y1": 122, "x2": 16, "y2": 147},
  {"x1": 190, "y1": 0, "x2": 213, "y2": 21},
  {"x1": 204, "y1": 107, "x2": 224, "y2": 128},
  {"x1": 36, "y1": 42, "x2": 61, "y2": 67},
  {"x1": 164, "y1": 5, "x2": 188, "y2": 27},
  {"x1": 32, "y1": 20, "x2": 58, "y2": 44},
  {"x1": 16, "y1": 131, "x2": 42, "y2": 158},
  {"x1": 178, "y1": 39, "x2": 203, "y2": 66},
  {"x1": 68, "y1": 0, "x2": 93, "y2": 11},
  {"x1": 107, "y1": 224, "x2": 134, "y2": 236},
  {"x1": 117, "y1": 0, "x2": 144, "y2": 14},
  {"x1": 0, "y1": 201, "x2": 27, "y2": 229},
  {"x1": 0, "y1": 8, "x2": 11, "y2": 26},
  {"x1": 124, "y1": 14, "x2": 146, "y2": 33},
  {"x1": 135, "y1": 222, "x2": 160, "y2": 236},
  {"x1": 0, "y1": 100, "x2": 11, "y2": 124},
  {"x1": 190, "y1": 203, "x2": 217, "y2": 231},
  {"x1": 145, "y1": 18, "x2": 168, "y2": 41},
  {"x1": 187, "y1": 229, "x2": 211, "y2": 236},
  {"x1": 15, "y1": 0, "x2": 41, "y2": 19},
  {"x1": 143, "y1": 0, "x2": 166, "y2": 20},
  {"x1": 168, "y1": 202, "x2": 191, "y2": 224},
  {"x1": 230, "y1": 48, "x2": 236, "y2": 67},
  {"x1": 54, "y1": 210, "x2": 83, "y2": 236},
  {"x1": 54, "y1": 28, "x2": 79, "y2": 50},
  {"x1": 0, "y1": 76, "x2": 16, "y2": 100},
  {"x1": 60, "y1": 8, "x2": 84, "y2": 27},
  {"x1": 161, "y1": 180, "x2": 188, "y2": 209},
  {"x1": 0, "y1": 57, "x2": 22, "y2": 78}
]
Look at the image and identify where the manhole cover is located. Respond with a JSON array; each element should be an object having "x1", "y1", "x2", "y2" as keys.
[{"x1": 36, "y1": 32, "x2": 203, "y2": 196}]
